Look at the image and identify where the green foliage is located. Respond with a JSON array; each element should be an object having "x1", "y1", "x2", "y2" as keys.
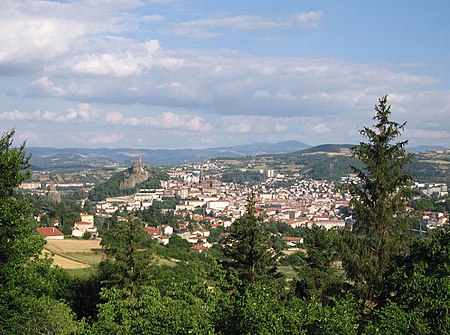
[
  {"x1": 82, "y1": 231, "x2": 92, "y2": 240},
  {"x1": 0, "y1": 129, "x2": 30, "y2": 198},
  {"x1": 89, "y1": 165, "x2": 167, "y2": 201},
  {"x1": 410, "y1": 193, "x2": 450, "y2": 213},
  {"x1": 280, "y1": 250, "x2": 305, "y2": 267},
  {"x1": 166, "y1": 234, "x2": 191, "y2": 257},
  {"x1": 385, "y1": 226, "x2": 450, "y2": 335},
  {"x1": 223, "y1": 193, "x2": 278, "y2": 287},
  {"x1": 303, "y1": 225, "x2": 340, "y2": 270},
  {"x1": 207, "y1": 226, "x2": 225, "y2": 243},
  {"x1": 222, "y1": 283, "x2": 359, "y2": 335},
  {"x1": 231, "y1": 282, "x2": 288, "y2": 335},
  {"x1": 294, "y1": 226, "x2": 345, "y2": 300},
  {"x1": 99, "y1": 216, "x2": 155, "y2": 297},
  {"x1": 264, "y1": 219, "x2": 303, "y2": 236},
  {"x1": 0, "y1": 292, "x2": 88, "y2": 335},
  {"x1": 409, "y1": 159, "x2": 450, "y2": 183},
  {"x1": 23, "y1": 192, "x2": 84, "y2": 233},
  {"x1": 300, "y1": 296, "x2": 360, "y2": 335},
  {"x1": 221, "y1": 169, "x2": 264, "y2": 184},
  {"x1": 0, "y1": 129, "x2": 87, "y2": 334},
  {"x1": 0, "y1": 129, "x2": 44, "y2": 272},
  {"x1": 305, "y1": 155, "x2": 361, "y2": 181},
  {"x1": 137, "y1": 198, "x2": 178, "y2": 227},
  {"x1": 363, "y1": 300, "x2": 430, "y2": 335},
  {"x1": 340, "y1": 96, "x2": 414, "y2": 306},
  {"x1": 68, "y1": 271, "x2": 102, "y2": 321},
  {"x1": 94, "y1": 285, "x2": 216, "y2": 335}
]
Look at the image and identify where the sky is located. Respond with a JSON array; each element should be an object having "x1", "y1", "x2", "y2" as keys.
[{"x1": 1, "y1": 0, "x2": 449, "y2": 149}]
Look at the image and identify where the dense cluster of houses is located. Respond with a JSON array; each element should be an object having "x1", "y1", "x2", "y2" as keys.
[{"x1": 34, "y1": 161, "x2": 449, "y2": 251}]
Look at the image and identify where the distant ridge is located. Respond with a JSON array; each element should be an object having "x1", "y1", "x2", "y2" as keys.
[
  {"x1": 298, "y1": 144, "x2": 354, "y2": 155},
  {"x1": 27, "y1": 140, "x2": 311, "y2": 168},
  {"x1": 407, "y1": 145, "x2": 448, "y2": 153}
]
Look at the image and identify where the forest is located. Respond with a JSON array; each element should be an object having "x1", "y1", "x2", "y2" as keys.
[{"x1": 1, "y1": 97, "x2": 449, "y2": 334}]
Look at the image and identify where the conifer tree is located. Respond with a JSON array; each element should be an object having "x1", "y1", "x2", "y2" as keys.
[
  {"x1": 223, "y1": 193, "x2": 277, "y2": 287},
  {"x1": 100, "y1": 215, "x2": 155, "y2": 297},
  {"x1": 340, "y1": 96, "x2": 414, "y2": 307}
]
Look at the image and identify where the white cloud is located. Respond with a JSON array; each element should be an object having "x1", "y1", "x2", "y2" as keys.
[
  {"x1": 0, "y1": 110, "x2": 41, "y2": 121},
  {"x1": 0, "y1": 14, "x2": 86, "y2": 64},
  {"x1": 0, "y1": 0, "x2": 150, "y2": 72},
  {"x1": 68, "y1": 40, "x2": 160, "y2": 76},
  {"x1": 141, "y1": 15, "x2": 164, "y2": 22},
  {"x1": 105, "y1": 111, "x2": 212, "y2": 131},
  {"x1": 1, "y1": 1, "x2": 448, "y2": 148},
  {"x1": 85, "y1": 132, "x2": 123, "y2": 145},
  {"x1": 30, "y1": 76, "x2": 65, "y2": 96},
  {"x1": 221, "y1": 115, "x2": 321, "y2": 134},
  {"x1": 169, "y1": 12, "x2": 321, "y2": 38},
  {"x1": 406, "y1": 129, "x2": 450, "y2": 139},
  {"x1": 0, "y1": 104, "x2": 99, "y2": 123},
  {"x1": 54, "y1": 49, "x2": 438, "y2": 118},
  {"x1": 66, "y1": 104, "x2": 99, "y2": 122},
  {"x1": 291, "y1": 12, "x2": 322, "y2": 29},
  {"x1": 311, "y1": 123, "x2": 331, "y2": 134}
]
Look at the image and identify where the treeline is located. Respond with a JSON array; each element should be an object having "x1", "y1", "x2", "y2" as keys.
[
  {"x1": 409, "y1": 159, "x2": 450, "y2": 183},
  {"x1": 221, "y1": 169, "x2": 265, "y2": 184}
]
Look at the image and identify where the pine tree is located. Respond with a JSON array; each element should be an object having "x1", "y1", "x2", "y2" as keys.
[
  {"x1": 223, "y1": 193, "x2": 277, "y2": 287},
  {"x1": 100, "y1": 215, "x2": 155, "y2": 297},
  {"x1": 340, "y1": 96, "x2": 414, "y2": 308}
]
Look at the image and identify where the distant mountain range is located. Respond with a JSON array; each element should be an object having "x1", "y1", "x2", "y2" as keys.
[
  {"x1": 216, "y1": 144, "x2": 450, "y2": 183},
  {"x1": 27, "y1": 140, "x2": 311, "y2": 168},
  {"x1": 27, "y1": 141, "x2": 448, "y2": 170},
  {"x1": 406, "y1": 145, "x2": 448, "y2": 153}
]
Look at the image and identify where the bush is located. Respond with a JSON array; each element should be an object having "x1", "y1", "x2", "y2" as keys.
[{"x1": 82, "y1": 231, "x2": 92, "y2": 240}]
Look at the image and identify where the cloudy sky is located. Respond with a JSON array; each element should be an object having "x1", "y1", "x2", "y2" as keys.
[{"x1": 1, "y1": 0, "x2": 449, "y2": 149}]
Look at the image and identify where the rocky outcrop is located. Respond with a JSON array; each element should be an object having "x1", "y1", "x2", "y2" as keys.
[
  {"x1": 47, "y1": 183, "x2": 61, "y2": 203},
  {"x1": 120, "y1": 162, "x2": 150, "y2": 190}
]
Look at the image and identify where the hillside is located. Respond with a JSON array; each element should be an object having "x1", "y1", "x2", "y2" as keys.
[
  {"x1": 88, "y1": 162, "x2": 168, "y2": 201},
  {"x1": 298, "y1": 144, "x2": 354, "y2": 155},
  {"x1": 27, "y1": 140, "x2": 310, "y2": 168},
  {"x1": 215, "y1": 146, "x2": 450, "y2": 184},
  {"x1": 409, "y1": 149, "x2": 450, "y2": 183}
]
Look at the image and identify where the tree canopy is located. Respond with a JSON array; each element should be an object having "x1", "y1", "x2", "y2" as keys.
[
  {"x1": 341, "y1": 96, "x2": 415, "y2": 307},
  {"x1": 223, "y1": 193, "x2": 279, "y2": 287}
]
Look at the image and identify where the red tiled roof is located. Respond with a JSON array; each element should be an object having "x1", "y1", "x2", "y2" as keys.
[
  {"x1": 36, "y1": 227, "x2": 64, "y2": 237},
  {"x1": 190, "y1": 244, "x2": 207, "y2": 251},
  {"x1": 146, "y1": 227, "x2": 161, "y2": 235},
  {"x1": 282, "y1": 236, "x2": 303, "y2": 242}
]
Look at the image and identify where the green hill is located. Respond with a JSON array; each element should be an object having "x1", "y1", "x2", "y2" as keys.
[
  {"x1": 216, "y1": 146, "x2": 449, "y2": 184},
  {"x1": 88, "y1": 162, "x2": 168, "y2": 201}
]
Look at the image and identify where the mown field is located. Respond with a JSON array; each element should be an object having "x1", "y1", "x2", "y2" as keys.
[
  {"x1": 43, "y1": 238, "x2": 177, "y2": 277},
  {"x1": 44, "y1": 239, "x2": 104, "y2": 275}
]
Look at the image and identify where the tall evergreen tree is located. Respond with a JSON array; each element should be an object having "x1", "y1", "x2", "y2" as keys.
[
  {"x1": 340, "y1": 96, "x2": 414, "y2": 308},
  {"x1": 100, "y1": 215, "x2": 155, "y2": 297},
  {"x1": 223, "y1": 193, "x2": 278, "y2": 287}
]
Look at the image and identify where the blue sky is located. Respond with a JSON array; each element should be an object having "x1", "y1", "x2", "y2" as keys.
[{"x1": 1, "y1": 0, "x2": 449, "y2": 149}]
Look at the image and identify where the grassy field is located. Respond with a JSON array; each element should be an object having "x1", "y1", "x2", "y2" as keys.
[
  {"x1": 44, "y1": 239, "x2": 104, "y2": 271},
  {"x1": 44, "y1": 238, "x2": 177, "y2": 275}
]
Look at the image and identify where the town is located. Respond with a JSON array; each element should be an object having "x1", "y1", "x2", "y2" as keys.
[{"x1": 23, "y1": 158, "x2": 449, "y2": 253}]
